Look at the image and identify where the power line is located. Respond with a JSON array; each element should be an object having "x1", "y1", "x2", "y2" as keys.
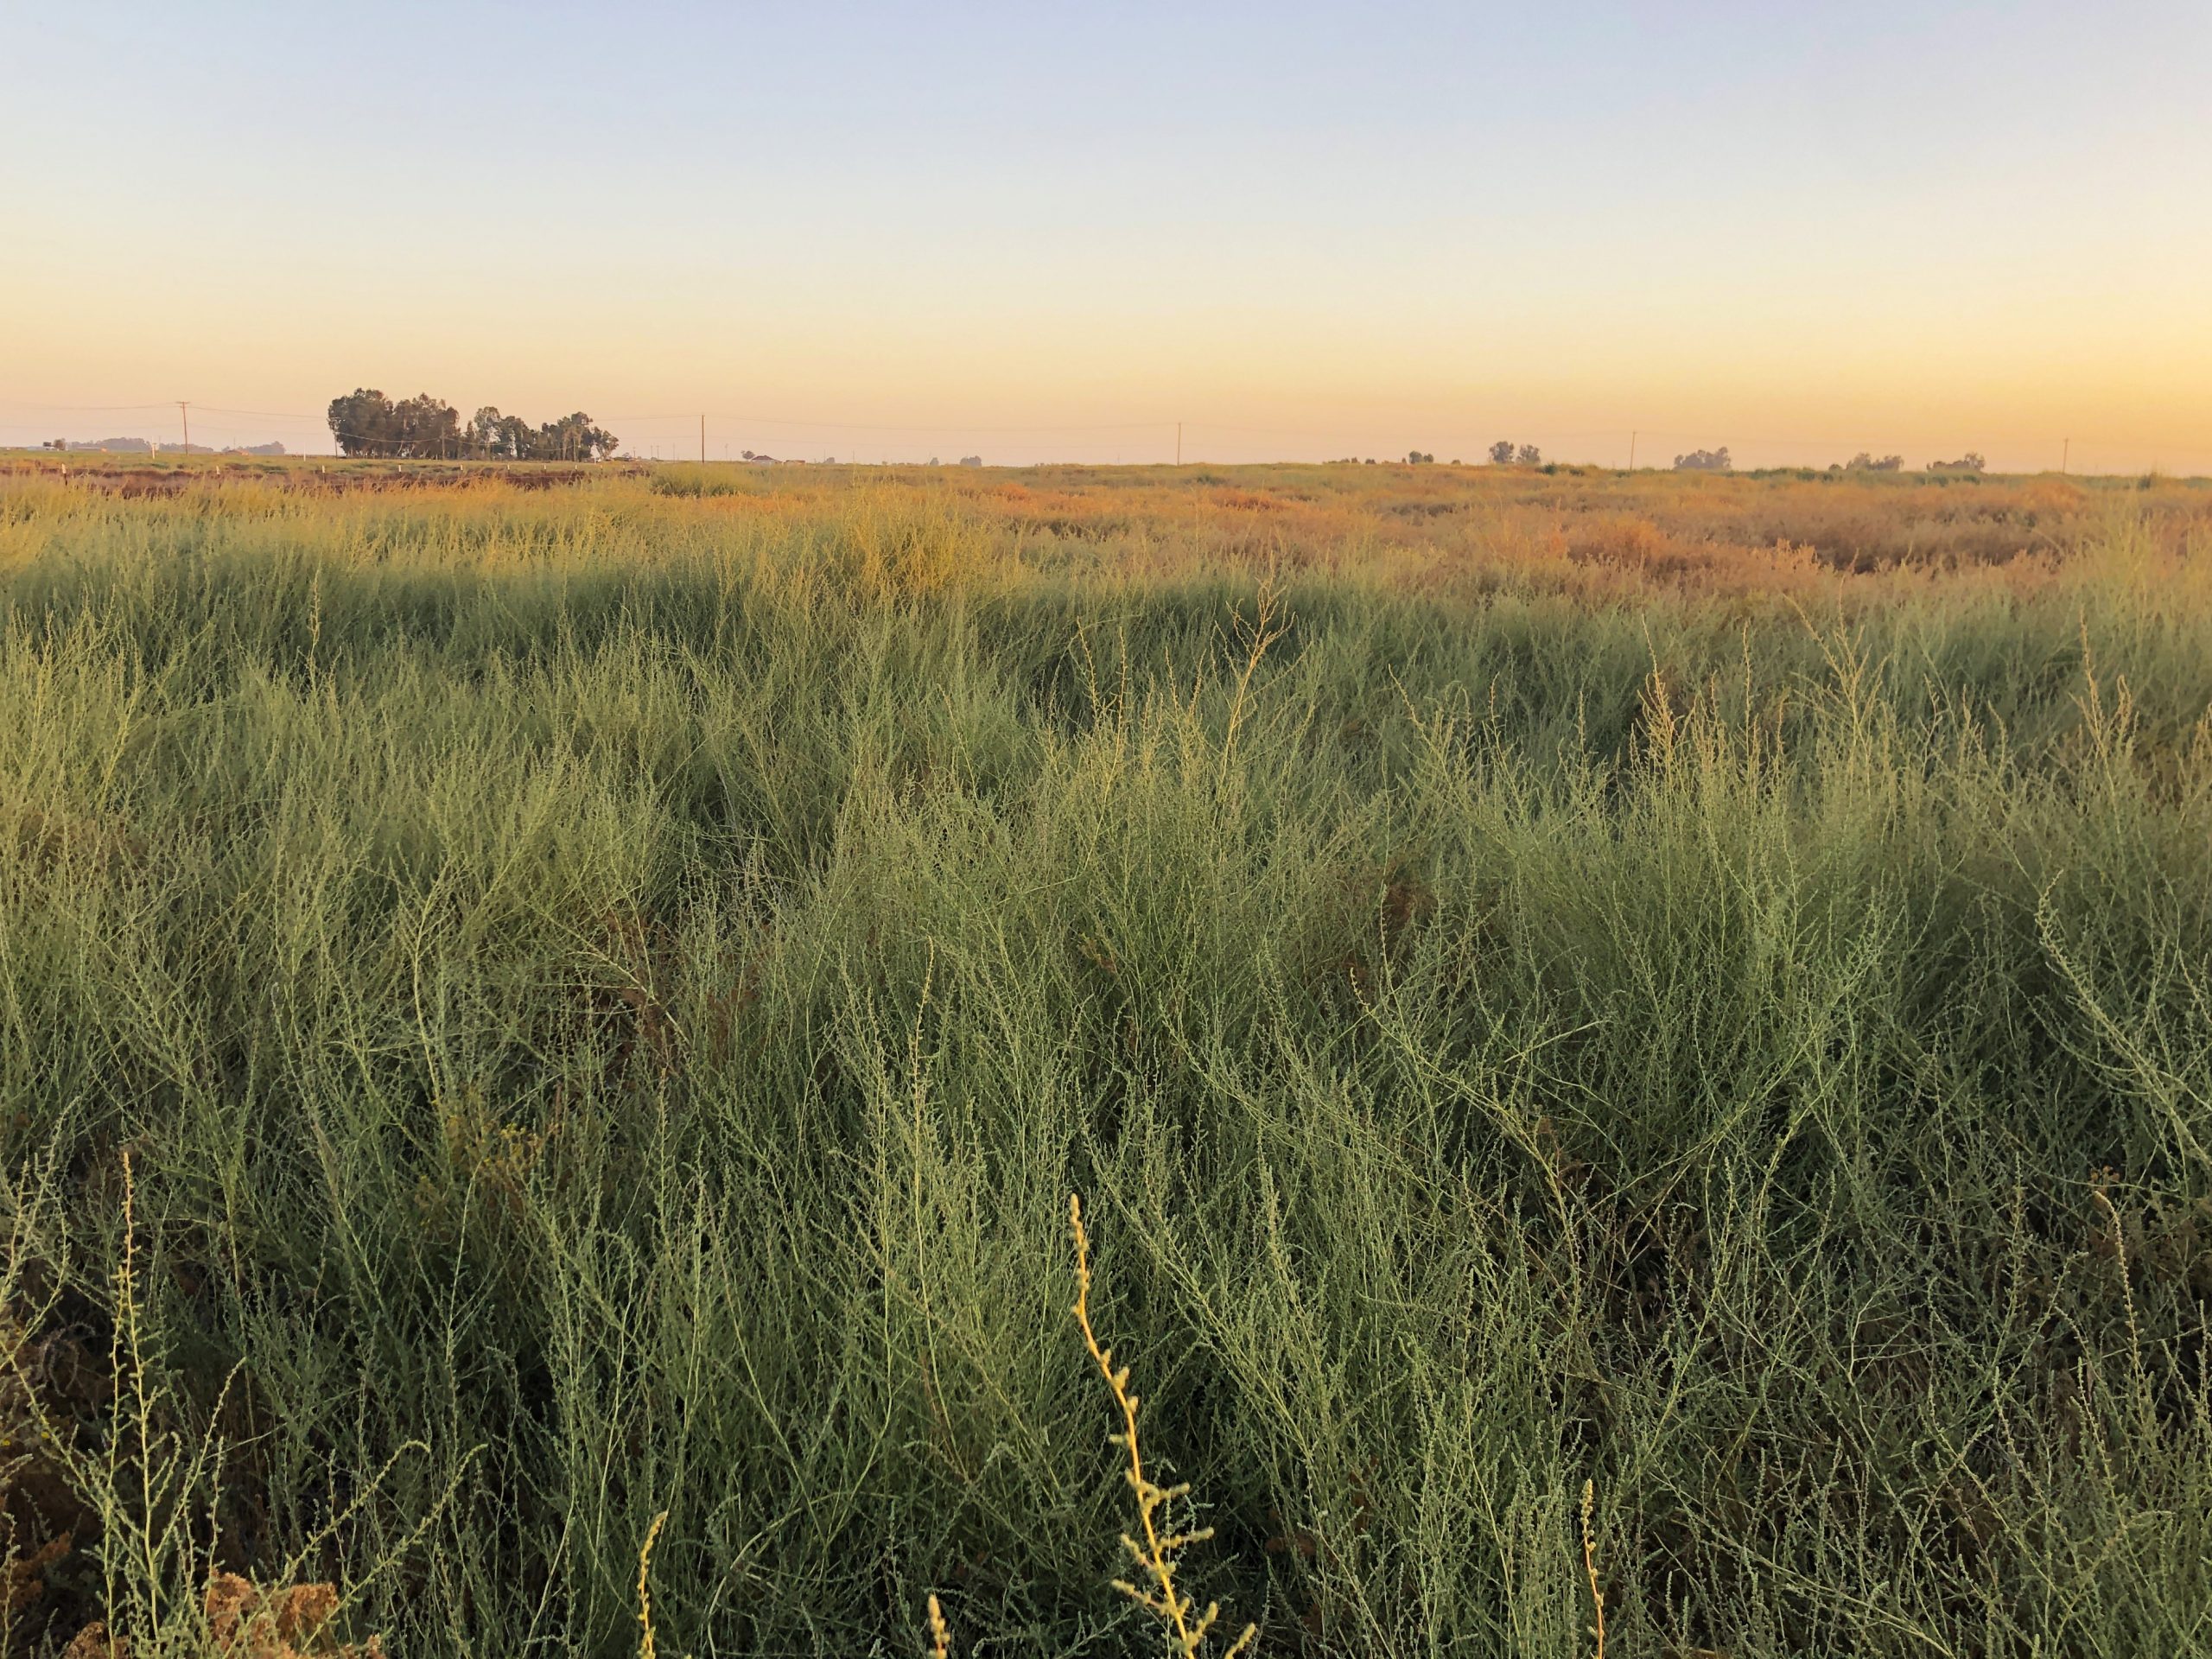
[{"x1": 0, "y1": 400, "x2": 177, "y2": 413}]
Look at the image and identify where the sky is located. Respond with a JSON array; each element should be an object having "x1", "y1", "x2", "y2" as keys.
[{"x1": 3, "y1": 1, "x2": 2209, "y2": 472}]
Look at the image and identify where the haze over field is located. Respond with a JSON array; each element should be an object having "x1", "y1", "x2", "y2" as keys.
[{"x1": 5, "y1": 0, "x2": 2210, "y2": 471}]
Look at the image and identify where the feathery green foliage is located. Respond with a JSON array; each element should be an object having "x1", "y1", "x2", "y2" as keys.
[{"x1": 1, "y1": 463, "x2": 2209, "y2": 1655}]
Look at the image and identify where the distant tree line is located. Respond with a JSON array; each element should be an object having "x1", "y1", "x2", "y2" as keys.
[
  {"x1": 1329, "y1": 454, "x2": 1461, "y2": 466},
  {"x1": 1490, "y1": 441, "x2": 1542, "y2": 465},
  {"x1": 1673, "y1": 448, "x2": 1732, "y2": 472},
  {"x1": 326, "y1": 391, "x2": 620, "y2": 461},
  {"x1": 1827, "y1": 451, "x2": 1986, "y2": 475},
  {"x1": 40, "y1": 437, "x2": 285, "y2": 457}
]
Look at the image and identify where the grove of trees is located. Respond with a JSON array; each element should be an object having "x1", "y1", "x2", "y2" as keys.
[
  {"x1": 1674, "y1": 447, "x2": 1732, "y2": 472},
  {"x1": 1489, "y1": 441, "x2": 1541, "y2": 465},
  {"x1": 326, "y1": 391, "x2": 620, "y2": 461}
]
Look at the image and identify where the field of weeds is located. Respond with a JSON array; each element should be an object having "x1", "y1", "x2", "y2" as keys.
[{"x1": 1, "y1": 459, "x2": 2209, "y2": 1656}]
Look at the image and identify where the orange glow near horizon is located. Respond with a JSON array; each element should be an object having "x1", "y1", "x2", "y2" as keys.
[{"x1": 5, "y1": 4, "x2": 2209, "y2": 474}]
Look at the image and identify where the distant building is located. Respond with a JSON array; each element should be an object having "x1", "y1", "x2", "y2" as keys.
[{"x1": 65, "y1": 436, "x2": 156, "y2": 454}]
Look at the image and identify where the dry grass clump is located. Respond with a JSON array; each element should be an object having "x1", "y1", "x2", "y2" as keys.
[
  {"x1": 1, "y1": 1325, "x2": 79, "y2": 1648},
  {"x1": 1579, "y1": 1482, "x2": 1605, "y2": 1659},
  {"x1": 634, "y1": 1510, "x2": 665, "y2": 1659},
  {"x1": 921, "y1": 1199, "x2": 1258, "y2": 1659},
  {"x1": 9, "y1": 451, "x2": 2209, "y2": 603},
  {"x1": 1070, "y1": 1195, "x2": 1255, "y2": 1659},
  {"x1": 62, "y1": 1574, "x2": 383, "y2": 1659}
]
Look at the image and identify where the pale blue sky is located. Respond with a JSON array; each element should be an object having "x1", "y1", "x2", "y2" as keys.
[{"x1": 5, "y1": 2, "x2": 2209, "y2": 468}]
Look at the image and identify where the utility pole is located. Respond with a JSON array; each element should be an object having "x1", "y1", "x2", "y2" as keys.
[
  {"x1": 177, "y1": 401, "x2": 190, "y2": 452},
  {"x1": 2062, "y1": 437, "x2": 2069, "y2": 475},
  {"x1": 701, "y1": 415, "x2": 707, "y2": 466},
  {"x1": 1628, "y1": 430, "x2": 1637, "y2": 471},
  {"x1": 1175, "y1": 422, "x2": 1182, "y2": 466}
]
